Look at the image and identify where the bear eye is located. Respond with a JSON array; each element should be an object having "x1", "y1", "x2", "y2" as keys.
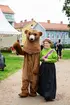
[
  {"x1": 34, "y1": 33, "x2": 37, "y2": 36},
  {"x1": 29, "y1": 32, "x2": 31, "y2": 35}
]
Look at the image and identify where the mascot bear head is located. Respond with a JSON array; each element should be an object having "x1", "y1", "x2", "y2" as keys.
[
  {"x1": 24, "y1": 29, "x2": 42, "y2": 42},
  {"x1": 23, "y1": 29, "x2": 42, "y2": 54}
]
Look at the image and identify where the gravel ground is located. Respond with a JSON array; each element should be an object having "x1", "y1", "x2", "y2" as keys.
[{"x1": 0, "y1": 59, "x2": 70, "y2": 105}]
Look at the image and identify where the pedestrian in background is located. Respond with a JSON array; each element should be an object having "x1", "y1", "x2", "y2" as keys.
[{"x1": 56, "y1": 39, "x2": 63, "y2": 59}]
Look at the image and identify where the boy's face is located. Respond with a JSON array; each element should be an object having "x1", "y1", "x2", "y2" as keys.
[{"x1": 43, "y1": 41, "x2": 51, "y2": 49}]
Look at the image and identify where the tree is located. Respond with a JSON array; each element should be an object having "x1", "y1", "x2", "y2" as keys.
[
  {"x1": 63, "y1": 0, "x2": 70, "y2": 17},
  {"x1": 63, "y1": 0, "x2": 70, "y2": 26},
  {"x1": 63, "y1": 0, "x2": 70, "y2": 37}
]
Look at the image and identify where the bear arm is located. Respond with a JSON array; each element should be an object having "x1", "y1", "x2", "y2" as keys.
[{"x1": 13, "y1": 42, "x2": 25, "y2": 55}]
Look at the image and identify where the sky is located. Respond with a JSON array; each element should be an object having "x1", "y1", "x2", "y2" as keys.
[{"x1": 0, "y1": 0, "x2": 69, "y2": 24}]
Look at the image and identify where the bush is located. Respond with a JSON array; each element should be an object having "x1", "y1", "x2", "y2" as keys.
[
  {"x1": 52, "y1": 44, "x2": 70, "y2": 49},
  {"x1": 63, "y1": 44, "x2": 70, "y2": 48},
  {"x1": 1, "y1": 47, "x2": 12, "y2": 53}
]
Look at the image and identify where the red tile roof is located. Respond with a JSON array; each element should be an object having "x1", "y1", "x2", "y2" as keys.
[
  {"x1": 14, "y1": 20, "x2": 69, "y2": 31},
  {"x1": 39, "y1": 22, "x2": 69, "y2": 31},
  {"x1": 14, "y1": 21, "x2": 32, "y2": 29},
  {"x1": 0, "y1": 5, "x2": 14, "y2": 14}
]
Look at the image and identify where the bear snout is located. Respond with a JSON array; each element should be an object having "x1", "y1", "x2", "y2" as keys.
[{"x1": 29, "y1": 35, "x2": 35, "y2": 41}]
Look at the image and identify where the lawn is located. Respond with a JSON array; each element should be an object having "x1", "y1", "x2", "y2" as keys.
[
  {"x1": 0, "y1": 52, "x2": 23, "y2": 80},
  {"x1": 0, "y1": 49, "x2": 70, "y2": 80},
  {"x1": 62, "y1": 49, "x2": 70, "y2": 59}
]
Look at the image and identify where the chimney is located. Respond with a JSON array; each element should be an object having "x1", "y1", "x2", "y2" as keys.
[
  {"x1": 20, "y1": 20, "x2": 23, "y2": 23},
  {"x1": 47, "y1": 20, "x2": 50, "y2": 23},
  {"x1": 31, "y1": 18, "x2": 34, "y2": 21},
  {"x1": 60, "y1": 21, "x2": 63, "y2": 24},
  {"x1": 20, "y1": 20, "x2": 23, "y2": 26},
  {"x1": 24, "y1": 19, "x2": 27, "y2": 22}
]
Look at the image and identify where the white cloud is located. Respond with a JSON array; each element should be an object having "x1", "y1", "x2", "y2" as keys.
[{"x1": 0, "y1": 0, "x2": 69, "y2": 23}]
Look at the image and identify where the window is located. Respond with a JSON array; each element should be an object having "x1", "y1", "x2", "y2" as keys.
[{"x1": 52, "y1": 34, "x2": 54, "y2": 38}]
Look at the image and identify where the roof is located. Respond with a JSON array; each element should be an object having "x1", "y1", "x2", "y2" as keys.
[
  {"x1": 0, "y1": 5, "x2": 14, "y2": 14},
  {"x1": 39, "y1": 22, "x2": 69, "y2": 31},
  {"x1": 14, "y1": 21, "x2": 33, "y2": 29},
  {"x1": 0, "y1": 9, "x2": 20, "y2": 35},
  {"x1": 14, "y1": 20, "x2": 69, "y2": 31}
]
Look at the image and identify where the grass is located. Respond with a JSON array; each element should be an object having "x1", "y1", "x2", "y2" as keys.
[
  {"x1": 62, "y1": 49, "x2": 70, "y2": 59},
  {"x1": 0, "y1": 49, "x2": 70, "y2": 80},
  {"x1": 0, "y1": 52, "x2": 23, "y2": 80}
]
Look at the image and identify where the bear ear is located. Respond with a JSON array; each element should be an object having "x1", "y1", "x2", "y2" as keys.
[
  {"x1": 38, "y1": 32, "x2": 42, "y2": 36},
  {"x1": 24, "y1": 30, "x2": 29, "y2": 34}
]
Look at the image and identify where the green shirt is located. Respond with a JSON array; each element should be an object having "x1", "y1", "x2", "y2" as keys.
[{"x1": 40, "y1": 48, "x2": 58, "y2": 63}]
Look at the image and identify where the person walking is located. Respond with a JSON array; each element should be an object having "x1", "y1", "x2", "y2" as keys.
[
  {"x1": 37, "y1": 38, "x2": 58, "y2": 101},
  {"x1": 56, "y1": 39, "x2": 63, "y2": 59}
]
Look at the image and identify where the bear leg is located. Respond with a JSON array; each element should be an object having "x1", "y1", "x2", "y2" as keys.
[
  {"x1": 29, "y1": 74, "x2": 38, "y2": 97},
  {"x1": 19, "y1": 79, "x2": 29, "y2": 98}
]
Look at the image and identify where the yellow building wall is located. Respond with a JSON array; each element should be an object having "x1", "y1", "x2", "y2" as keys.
[{"x1": 22, "y1": 21, "x2": 37, "y2": 44}]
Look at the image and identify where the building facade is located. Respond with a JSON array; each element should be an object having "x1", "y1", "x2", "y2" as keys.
[
  {"x1": 33, "y1": 20, "x2": 70, "y2": 44},
  {"x1": 0, "y1": 5, "x2": 15, "y2": 26}
]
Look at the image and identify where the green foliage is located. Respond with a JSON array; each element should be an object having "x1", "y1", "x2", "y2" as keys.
[
  {"x1": 63, "y1": 0, "x2": 70, "y2": 28},
  {"x1": 1, "y1": 47, "x2": 12, "y2": 53},
  {"x1": 63, "y1": 44, "x2": 70, "y2": 48},
  {"x1": 63, "y1": 0, "x2": 70, "y2": 17},
  {"x1": 53, "y1": 44, "x2": 70, "y2": 48}
]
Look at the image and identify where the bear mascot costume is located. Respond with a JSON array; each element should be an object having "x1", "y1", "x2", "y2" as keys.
[{"x1": 13, "y1": 29, "x2": 42, "y2": 97}]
